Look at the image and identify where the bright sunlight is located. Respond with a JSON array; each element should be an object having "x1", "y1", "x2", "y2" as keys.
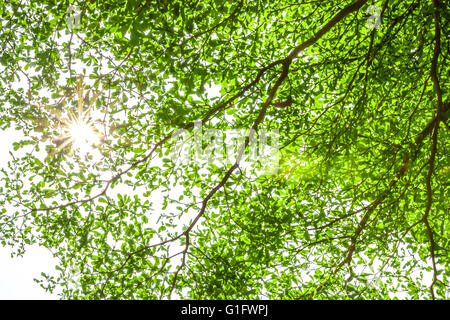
[{"x1": 69, "y1": 120, "x2": 100, "y2": 153}]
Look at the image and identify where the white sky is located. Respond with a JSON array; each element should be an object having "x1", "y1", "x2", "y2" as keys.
[
  {"x1": 0, "y1": 128, "x2": 58, "y2": 299},
  {"x1": 0, "y1": 244, "x2": 57, "y2": 299}
]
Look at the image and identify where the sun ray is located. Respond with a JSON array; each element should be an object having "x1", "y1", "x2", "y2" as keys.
[{"x1": 47, "y1": 77, "x2": 104, "y2": 158}]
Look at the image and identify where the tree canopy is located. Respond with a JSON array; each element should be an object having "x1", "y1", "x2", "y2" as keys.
[{"x1": 0, "y1": 0, "x2": 449, "y2": 299}]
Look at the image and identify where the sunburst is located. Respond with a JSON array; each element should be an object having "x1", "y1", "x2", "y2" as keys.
[
  {"x1": 51, "y1": 109, "x2": 100, "y2": 156},
  {"x1": 50, "y1": 76, "x2": 102, "y2": 156}
]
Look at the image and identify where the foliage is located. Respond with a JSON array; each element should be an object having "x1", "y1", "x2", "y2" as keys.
[{"x1": 0, "y1": 0, "x2": 449, "y2": 299}]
